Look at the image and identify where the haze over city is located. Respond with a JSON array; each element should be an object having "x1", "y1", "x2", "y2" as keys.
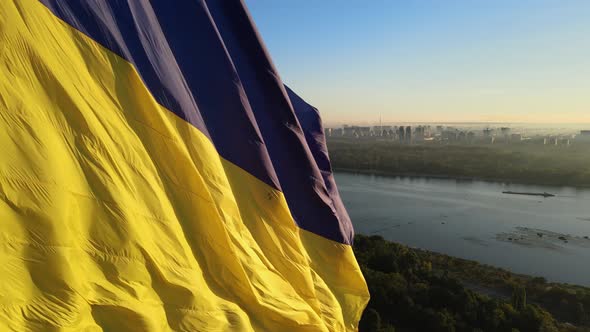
[{"x1": 246, "y1": 0, "x2": 590, "y2": 125}]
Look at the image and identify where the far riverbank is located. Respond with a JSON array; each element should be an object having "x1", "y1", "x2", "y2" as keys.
[
  {"x1": 327, "y1": 138, "x2": 590, "y2": 188},
  {"x1": 333, "y1": 167, "x2": 590, "y2": 189}
]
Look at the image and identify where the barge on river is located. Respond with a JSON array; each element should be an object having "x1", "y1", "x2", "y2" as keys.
[{"x1": 502, "y1": 191, "x2": 555, "y2": 198}]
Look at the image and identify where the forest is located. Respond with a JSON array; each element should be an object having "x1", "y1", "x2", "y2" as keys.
[
  {"x1": 327, "y1": 138, "x2": 590, "y2": 187},
  {"x1": 354, "y1": 234, "x2": 590, "y2": 332}
]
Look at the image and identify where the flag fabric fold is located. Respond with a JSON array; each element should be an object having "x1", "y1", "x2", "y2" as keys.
[{"x1": 0, "y1": 0, "x2": 369, "y2": 331}]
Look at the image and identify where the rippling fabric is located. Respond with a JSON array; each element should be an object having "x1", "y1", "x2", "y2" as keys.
[{"x1": 0, "y1": 0, "x2": 369, "y2": 331}]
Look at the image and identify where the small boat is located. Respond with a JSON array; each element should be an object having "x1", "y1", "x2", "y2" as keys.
[{"x1": 502, "y1": 191, "x2": 555, "y2": 198}]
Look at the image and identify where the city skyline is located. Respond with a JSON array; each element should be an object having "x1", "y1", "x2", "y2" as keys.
[{"x1": 245, "y1": 0, "x2": 590, "y2": 124}]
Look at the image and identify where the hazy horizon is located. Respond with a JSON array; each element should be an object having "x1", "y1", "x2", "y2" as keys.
[
  {"x1": 322, "y1": 121, "x2": 590, "y2": 127},
  {"x1": 321, "y1": 121, "x2": 590, "y2": 135},
  {"x1": 246, "y1": 0, "x2": 590, "y2": 124}
]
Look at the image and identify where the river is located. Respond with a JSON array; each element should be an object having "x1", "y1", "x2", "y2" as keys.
[{"x1": 336, "y1": 172, "x2": 590, "y2": 286}]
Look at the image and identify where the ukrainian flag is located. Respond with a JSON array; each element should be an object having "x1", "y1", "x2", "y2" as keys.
[{"x1": 0, "y1": 0, "x2": 369, "y2": 331}]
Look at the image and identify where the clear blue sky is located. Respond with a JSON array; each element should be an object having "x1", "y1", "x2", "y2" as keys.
[{"x1": 244, "y1": 0, "x2": 590, "y2": 125}]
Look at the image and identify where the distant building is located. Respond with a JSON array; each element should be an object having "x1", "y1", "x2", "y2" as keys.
[
  {"x1": 343, "y1": 126, "x2": 371, "y2": 137},
  {"x1": 373, "y1": 125, "x2": 393, "y2": 137},
  {"x1": 332, "y1": 128, "x2": 343, "y2": 137},
  {"x1": 324, "y1": 128, "x2": 332, "y2": 137},
  {"x1": 483, "y1": 128, "x2": 494, "y2": 137},
  {"x1": 511, "y1": 133, "x2": 523, "y2": 141},
  {"x1": 358, "y1": 126, "x2": 371, "y2": 137},
  {"x1": 442, "y1": 130, "x2": 458, "y2": 141},
  {"x1": 405, "y1": 126, "x2": 412, "y2": 144},
  {"x1": 579, "y1": 130, "x2": 590, "y2": 141},
  {"x1": 414, "y1": 126, "x2": 425, "y2": 142},
  {"x1": 545, "y1": 137, "x2": 572, "y2": 146},
  {"x1": 398, "y1": 126, "x2": 405, "y2": 142},
  {"x1": 343, "y1": 126, "x2": 355, "y2": 137},
  {"x1": 500, "y1": 127, "x2": 511, "y2": 137}
]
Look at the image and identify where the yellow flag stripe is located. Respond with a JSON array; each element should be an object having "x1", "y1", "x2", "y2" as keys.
[{"x1": 0, "y1": 0, "x2": 368, "y2": 331}]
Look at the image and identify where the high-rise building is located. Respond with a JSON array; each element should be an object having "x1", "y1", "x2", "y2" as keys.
[
  {"x1": 359, "y1": 126, "x2": 371, "y2": 137},
  {"x1": 343, "y1": 126, "x2": 355, "y2": 137},
  {"x1": 398, "y1": 126, "x2": 405, "y2": 142},
  {"x1": 415, "y1": 126, "x2": 425, "y2": 142}
]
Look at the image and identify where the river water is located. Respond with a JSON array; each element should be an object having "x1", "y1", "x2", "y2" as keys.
[{"x1": 336, "y1": 172, "x2": 590, "y2": 286}]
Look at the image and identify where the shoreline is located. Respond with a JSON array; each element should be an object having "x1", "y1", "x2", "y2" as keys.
[
  {"x1": 355, "y1": 234, "x2": 590, "y2": 330},
  {"x1": 333, "y1": 167, "x2": 590, "y2": 189},
  {"x1": 412, "y1": 245, "x2": 589, "y2": 290},
  {"x1": 358, "y1": 234, "x2": 590, "y2": 329}
]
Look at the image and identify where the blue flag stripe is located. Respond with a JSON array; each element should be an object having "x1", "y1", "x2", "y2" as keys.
[{"x1": 38, "y1": 0, "x2": 353, "y2": 244}]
